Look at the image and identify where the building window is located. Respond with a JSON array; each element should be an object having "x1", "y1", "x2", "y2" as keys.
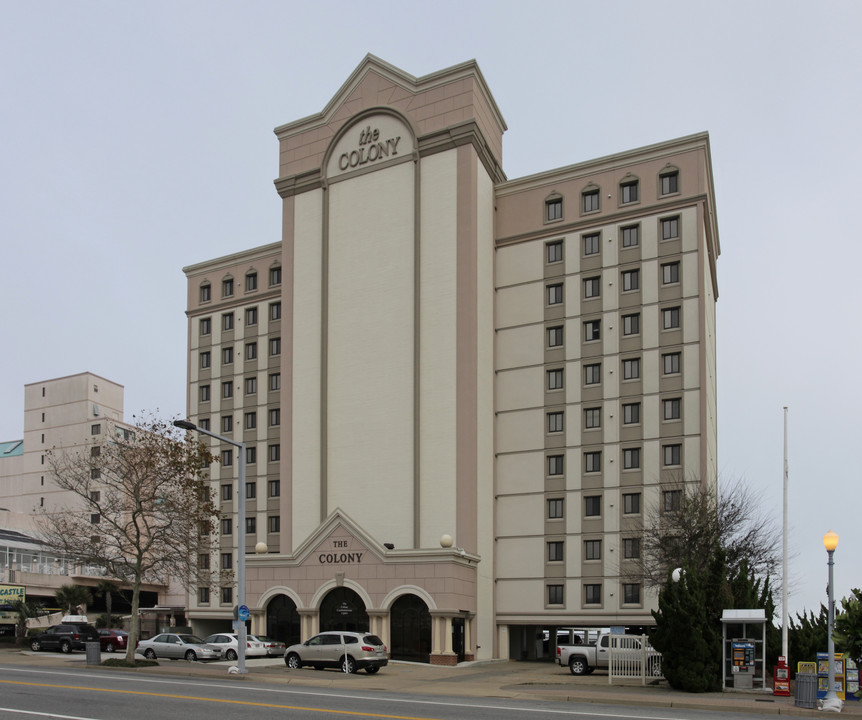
[
  {"x1": 221, "y1": 587, "x2": 233, "y2": 604},
  {"x1": 582, "y1": 188, "x2": 599, "y2": 213},
  {"x1": 620, "y1": 179, "x2": 638, "y2": 204},
  {"x1": 662, "y1": 262, "x2": 680, "y2": 285},
  {"x1": 584, "y1": 584, "x2": 602, "y2": 604},
  {"x1": 269, "y1": 479, "x2": 280, "y2": 497},
  {"x1": 547, "y1": 369, "x2": 564, "y2": 390},
  {"x1": 547, "y1": 454, "x2": 564, "y2": 476},
  {"x1": 90, "y1": 468, "x2": 100, "y2": 480},
  {"x1": 621, "y1": 225, "x2": 639, "y2": 248},
  {"x1": 269, "y1": 373, "x2": 281, "y2": 391},
  {"x1": 663, "y1": 489, "x2": 682, "y2": 511},
  {"x1": 660, "y1": 170, "x2": 679, "y2": 195},
  {"x1": 246, "y1": 446, "x2": 256, "y2": 464},
  {"x1": 246, "y1": 482, "x2": 256, "y2": 499},
  {"x1": 623, "y1": 402, "x2": 640, "y2": 425},
  {"x1": 623, "y1": 492, "x2": 641, "y2": 515},
  {"x1": 548, "y1": 584, "x2": 564, "y2": 605},
  {"x1": 622, "y1": 313, "x2": 640, "y2": 336},
  {"x1": 91, "y1": 446, "x2": 100, "y2": 458},
  {"x1": 199, "y1": 384, "x2": 210, "y2": 403},
  {"x1": 245, "y1": 377, "x2": 257, "y2": 395},
  {"x1": 545, "y1": 197, "x2": 563, "y2": 222},
  {"x1": 199, "y1": 553, "x2": 210, "y2": 570},
  {"x1": 91, "y1": 424, "x2": 101, "y2": 435},
  {"x1": 548, "y1": 498, "x2": 564, "y2": 519},
  {"x1": 221, "y1": 449, "x2": 233, "y2": 466},
  {"x1": 200, "y1": 284, "x2": 211, "y2": 303},
  {"x1": 269, "y1": 266, "x2": 282, "y2": 286},
  {"x1": 268, "y1": 515, "x2": 280, "y2": 533},
  {"x1": 662, "y1": 216, "x2": 680, "y2": 240},
  {"x1": 270, "y1": 302, "x2": 282, "y2": 321},
  {"x1": 221, "y1": 484, "x2": 233, "y2": 501},
  {"x1": 269, "y1": 444, "x2": 280, "y2": 462},
  {"x1": 664, "y1": 398, "x2": 681, "y2": 420},
  {"x1": 222, "y1": 278, "x2": 234, "y2": 298},
  {"x1": 222, "y1": 347, "x2": 233, "y2": 365},
  {"x1": 583, "y1": 276, "x2": 600, "y2": 299},
  {"x1": 547, "y1": 325, "x2": 563, "y2": 348},
  {"x1": 622, "y1": 269, "x2": 639, "y2": 292},
  {"x1": 547, "y1": 283, "x2": 563, "y2": 306},
  {"x1": 663, "y1": 352, "x2": 681, "y2": 375},
  {"x1": 199, "y1": 587, "x2": 210, "y2": 604},
  {"x1": 548, "y1": 541, "x2": 564, "y2": 562},
  {"x1": 90, "y1": 513, "x2": 100, "y2": 524},
  {"x1": 547, "y1": 240, "x2": 563, "y2": 263},
  {"x1": 200, "y1": 351, "x2": 211, "y2": 369},
  {"x1": 623, "y1": 583, "x2": 641, "y2": 604},
  {"x1": 221, "y1": 552, "x2": 233, "y2": 569},
  {"x1": 270, "y1": 338, "x2": 281, "y2": 356},
  {"x1": 269, "y1": 409, "x2": 280, "y2": 426},
  {"x1": 222, "y1": 381, "x2": 233, "y2": 399},
  {"x1": 583, "y1": 232, "x2": 600, "y2": 256},
  {"x1": 662, "y1": 307, "x2": 681, "y2": 330},
  {"x1": 222, "y1": 313, "x2": 234, "y2": 332},
  {"x1": 584, "y1": 363, "x2": 601, "y2": 385},
  {"x1": 246, "y1": 342, "x2": 258, "y2": 361},
  {"x1": 623, "y1": 358, "x2": 640, "y2": 380},
  {"x1": 584, "y1": 539, "x2": 602, "y2": 560},
  {"x1": 583, "y1": 319, "x2": 600, "y2": 341},
  {"x1": 245, "y1": 272, "x2": 258, "y2": 292},
  {"x1": 623, "y1": 447, "x2": 641, "y2": 469},
  {"x1": 200, "y1": 317, "x2": 211, "y2": 335},
  {"x1": 547, "y1": 411, "x2": 564, "y2": 434},
  {"x1": 246, "y1": 307, "x2": 258, "y2": 326},
  {"x1": 623, "y1": 538, "x2": 641, "y2": 559},
  {"x1": 584, "y1": 494, "x2": 601, "y2": 516},
  {"x1": 199, "y1": 418, "x2": 210, "y2": 430},
  {"x1": 245, "y1": 411, "x2": 257, "y2": 430},
  {"x1": 221, "y1": 517, "x2": 232, "y2": 535},
  {"x1": 90, "y1": 490, "x2": 101, "y2": 502},
  {"x1": 584, "y1": 407, "x2": 601, "y2": 429},
  {"x1": 246, "y1": 517, "x2": 256, "y2": 534},
  {"x1": 221, "y1": 415, "x2": 232, "y2": 434},
  {"x1": 664, "y1": 444, "x2": 682, "y2": 467}
]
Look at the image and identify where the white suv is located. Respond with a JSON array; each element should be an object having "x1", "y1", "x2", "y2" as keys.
[{"x1": 284, "y1": 630, "x2": 388, "y2": 674}]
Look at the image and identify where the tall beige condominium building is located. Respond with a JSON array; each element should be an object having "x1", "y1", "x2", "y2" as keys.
[{"x1": 182, "y1": 55, "x2": 719, "y2": 664}]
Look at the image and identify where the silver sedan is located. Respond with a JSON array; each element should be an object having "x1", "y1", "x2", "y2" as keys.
[{"x1": 137, "y1": 633, "x2": 223, "y2": 662}]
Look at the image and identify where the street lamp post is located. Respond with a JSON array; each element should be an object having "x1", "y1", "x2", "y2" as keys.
[
  {"x1": 174, "y1": 419, "x2": 248, "y2": 675},
  {"x1": 822, "y1": 530, "x2": 841, "y2": 712}
]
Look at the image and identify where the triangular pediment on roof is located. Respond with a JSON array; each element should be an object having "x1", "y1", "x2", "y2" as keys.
[{"x1": 290, "y1": 508, "x2": 387, "y2": 566}]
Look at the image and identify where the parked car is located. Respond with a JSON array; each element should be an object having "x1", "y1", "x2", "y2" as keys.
[
  {"x1": 284, "y1": 630, "x2": 388, "y2": 674},
  {"x1": 30, "y1": 623, "x2": 100, "y2": 654},
  {"x1": 98, "y1": 629, "x2": 129, "y2": 653},
  {"x1": 557, "y1": 631, "x2": 661, "y2": 676},
  {"x1": 202, "y1": 632, "x2": 268, "y2": 660},
  {"x1": 253, "y1": 635, "x2": 286, "y2": 657},
  {"x1": 136, "y1": 633, "x2": 223, "y2": 662}
]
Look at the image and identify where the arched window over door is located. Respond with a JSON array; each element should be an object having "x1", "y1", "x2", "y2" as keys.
[
  {"x1": 389, "y1": 594, "x2": 431, "y2": 663},
  {"x1": 319, "y1": 587, "x2": 368, "y2": 633},
  {"x1": 266, "y1": 594, "x2": 300, "y2": 647}
]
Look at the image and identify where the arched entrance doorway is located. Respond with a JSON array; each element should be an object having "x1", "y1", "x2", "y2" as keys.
[
  {"x1": 266, "y1": 594, "x2": 301, "y2": 647},
  {"x1": 319, "y1": 587, "x2": 368, "y2": 633},
  {"x1": 389, "y1": 593, "x2": 431, "y2": 662}
]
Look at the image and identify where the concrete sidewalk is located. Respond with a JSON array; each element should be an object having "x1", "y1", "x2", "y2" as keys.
[{"x1": 1, "y1": 647, "x2": 859, "y2": 717}]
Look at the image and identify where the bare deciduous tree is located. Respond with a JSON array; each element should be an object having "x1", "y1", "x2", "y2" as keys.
[
  {"x1": 632, "y1": 477, "x2": 782, "y2": 593},
  {"x1": 38, "y1": 414, "x2": 225, "y2": 662}
]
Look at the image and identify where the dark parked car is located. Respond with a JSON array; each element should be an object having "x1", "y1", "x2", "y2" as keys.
[
  {"x1": 98, "y1": 628, "x2": 129, "y2": 653},
  {"x1": 30, "y1": 623, "x2": 99, "y2": 654}
]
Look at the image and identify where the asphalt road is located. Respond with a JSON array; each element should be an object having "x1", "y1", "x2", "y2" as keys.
[{"x1": 0, "y1": 662, "x2": 827, "y2": 720}]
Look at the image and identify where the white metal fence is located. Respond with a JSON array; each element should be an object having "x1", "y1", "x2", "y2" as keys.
[{"x1": 608, "y1": 634, "x2": 664, "y2": 685}]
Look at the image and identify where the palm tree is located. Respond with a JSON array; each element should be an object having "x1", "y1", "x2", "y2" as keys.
[
  {"x1": 10, "y1": 599, "x2": 46, "y2": 645},
  {"x1": 95, "y1": 579, "x2": 120, "y2": 626},
  {"x1": 54, "y1": 584, "x2": 93, "y2": 616}
]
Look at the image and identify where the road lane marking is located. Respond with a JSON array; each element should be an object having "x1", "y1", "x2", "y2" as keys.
[{"x1": 0, "y1": 709, "x2": 98, "y2": 720}]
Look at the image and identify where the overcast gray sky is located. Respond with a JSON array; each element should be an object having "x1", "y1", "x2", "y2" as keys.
[{"x1": 1, "y1": 0, "x2": 859, "y2": 620}]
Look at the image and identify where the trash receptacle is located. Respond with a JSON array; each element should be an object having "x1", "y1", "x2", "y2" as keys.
[
  {"x1": 795, "y1": 673, "x2": 817, "y2": 708},
  {"x1": 85, "y1": 641, "x2": 101, "y2": 666}
]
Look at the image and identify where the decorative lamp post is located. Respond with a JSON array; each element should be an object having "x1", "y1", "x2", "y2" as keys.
[
  {"x1": 822, "y1": 530, "x2": 841, "y2": 712},
  {"x1": 174, "y1": 419, "x2": 247, "y2": 675}
]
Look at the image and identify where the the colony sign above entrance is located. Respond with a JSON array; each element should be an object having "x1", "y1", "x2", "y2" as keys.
[{"x1": 326, "y1": 113, "x2": 413, "y2": 179}]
